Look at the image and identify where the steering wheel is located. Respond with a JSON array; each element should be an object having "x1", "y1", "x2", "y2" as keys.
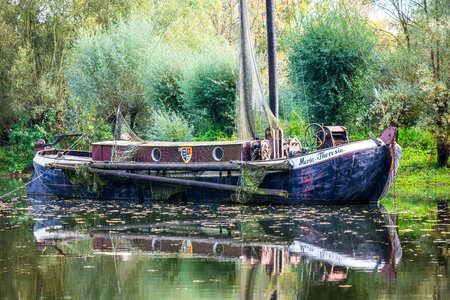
[{"x1": 304, "y1": 123, "x2": 326, "y2": 149}]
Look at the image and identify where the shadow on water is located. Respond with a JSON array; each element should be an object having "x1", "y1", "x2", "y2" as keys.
[{"x1": 0, "y1": 178, "x2": 448, "y2": 299}]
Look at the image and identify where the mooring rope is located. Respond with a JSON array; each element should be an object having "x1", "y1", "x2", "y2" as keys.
[
  {"x1": 55, "y1": 109, "x2": 116, "y2": 164},
  {"x1": 0, "y1": 108, "x2": 120, "y2": 201},
  {"x1": 0, "y1": 173, "x2": 44, "y2": 200}
]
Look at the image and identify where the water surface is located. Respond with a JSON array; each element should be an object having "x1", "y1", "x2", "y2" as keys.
[{"x1": 0, "y1": 178, "x2": 448, "y2": 299}]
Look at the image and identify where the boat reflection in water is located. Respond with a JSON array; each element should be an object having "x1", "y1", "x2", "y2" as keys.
[{"x1": 28, "y1": 197, "x2": 402, "y2": 297}]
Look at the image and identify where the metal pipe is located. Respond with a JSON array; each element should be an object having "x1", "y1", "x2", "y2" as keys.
[
  {"x1": 86, "y1": 166, "x2": 288, "y2": 198},
  {"x1": 89, "y1": 161, "x2": 291, "y2": 172},
  {"x1": 47, "y1": 163, "x2": 289, "y2": 198}
]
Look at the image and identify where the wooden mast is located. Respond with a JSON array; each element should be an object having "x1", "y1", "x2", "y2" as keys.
[
  {"x1": 265, "y1": 0, "x2": 278, "y2": 118},
  {"x1": 266, "y1": 0, "x2": 283, "y2": 159}
]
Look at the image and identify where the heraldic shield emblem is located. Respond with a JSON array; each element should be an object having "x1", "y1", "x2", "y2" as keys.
[{"x1": 180, "y1": 147, "x2": 192, "y2": 163}]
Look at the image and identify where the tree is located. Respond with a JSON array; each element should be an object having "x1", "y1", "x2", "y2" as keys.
[
  {"x1": 65, "y1": 18, "x2": 156, "y2": 131},
  {"x1": 0, "y1": 16, "x2": 20, "y2": 137},
  {"x1": 7, "y1": 46, "x2": 39, "y2": 122},
  {"x1": 371, "y1": 0, "x2": 449, "y2": 166},
  {"x1": 289, "y1": 7, "x2": 378, "y2": 128},
  {"x1": 372, "y1": 0, "x2": 417, "y2": 49}
]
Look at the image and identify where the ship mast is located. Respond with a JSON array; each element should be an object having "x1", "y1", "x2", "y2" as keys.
[{"x1": 265, "y1": 0, "x2": 278, "y2": 118}]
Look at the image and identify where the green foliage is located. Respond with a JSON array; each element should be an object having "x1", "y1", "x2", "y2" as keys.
[
  {"x1": 180, "y1": 45, "x2": 237, "y2": 136},
  {"x1": 7, "y1": 46, "x2": 62, "y2": 126},
  {"x1": 397, "y1": 128, "x2": 435, "y2": 150},
  {"x1": 147, "y1": 109, "x2": 194, "y2": 142},
  {"x1": 392, "y1": 127, "x2": 447, "y2": 186},
  {"x1": 289, "y1": 8, "x2": 378, "y2": 129},
  {"x1": 65, "y1": 96, "x2": 113, "y2": 147},
  {"x1": 69, "y1": 164, "x2": 107, "y2": 193},
  {"x1": 0, "y1": 15, "x2": 19, "y2": 134},
  {"x1": 278, "y1": 83, "x2": 302, "y2": 118},
  {"x1": 65, "y1": 17, "x2": 157, "y2": 130},
  {"x1": 149, "y1": 0, "x2": 218, "y2": 49},
  {"x1": 0, "y1": 0, "x2": 141, "y2": 143},
  {"x1": 141, "y1": 46, "x2": 186, "y2": 112},
  {"x1": 372, "y1": 80, "x2": 423, "y2": 128},
  {"x1": 395, "y1": 147, "x2": 449, "y2": 186},
  {"x1": 2, "y1": 111, "x2": 57, "y2": 173},
  {"x1": 418, "y1": 75, "x2": 450, "y2": 134},
  {"x1": 194, "y1": 129, "x2": 231, "y2": 142},
  {"x1": 6, "y1": 46, "x2": 38, "y2": 122},
  {"x1": 280, "y1": 111, "x2": 307, "y2": 138},
  {"x1": 66, "y1": 16, "x2": 237, "y2": 141}
]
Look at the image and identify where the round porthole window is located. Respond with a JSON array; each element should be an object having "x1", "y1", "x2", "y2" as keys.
[
  {"x1": 213, "y1": 242, "x2": 224, "y2": 256},
  {"x1": 212, "y1": 147, "x2": 224, "y2": 161},
  {"x1": 151, "y1": 148, "x2": 161, "y2": 161},
  {"x1": 152, "y1": 239, "x2": 161, "y2": 251}
]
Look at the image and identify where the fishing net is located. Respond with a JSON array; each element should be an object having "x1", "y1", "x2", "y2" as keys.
[
  {"x1": 149, "y1": 182, "x2": 187, "y2": 201},
  {"x1": 111, "y1": 108, "x2": 145, "y2": 162},
  {"x1": 69, "y1": 164, "x2": 108, "y2": 193},
  {"x1": 235, "y1": 163, "x2": 268, "y2": 203},
  {"x1": 237, "y1": 0, "x2": 279, "y2": 140}
]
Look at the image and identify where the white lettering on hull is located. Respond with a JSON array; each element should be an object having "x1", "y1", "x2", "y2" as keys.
[{"x1": 290, "y1": 140, "x2": 382, "y2": 169}]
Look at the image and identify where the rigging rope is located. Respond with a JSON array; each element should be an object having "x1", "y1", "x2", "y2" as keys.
[{"x1": 237, "y1": 0, "x2": 280, "y2": 140}]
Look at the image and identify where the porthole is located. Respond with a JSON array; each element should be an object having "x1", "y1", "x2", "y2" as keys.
[
  {"x1": 213, "y1": 242, "x2": 224, "y2": 256},
  {"x1": 152, "y1": 239, "x2": 161, "y2": 251},
  {"x1": 212, "y1": 146, "x2": 224, "y2": 161},
  {"x1": 151, "y1": 148, "x2": 161, "y2": 161}
]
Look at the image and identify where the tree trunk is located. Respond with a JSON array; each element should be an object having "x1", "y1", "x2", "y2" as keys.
[
  {"x1": 130, "y1": 111, "x2": 137, "y2": 131},
  {"x1": 436, "y1": 136, "x2": 449, "y2": 167},
  {"x1": 107, "y1": 114, "x2": 117, "y2": 138}
]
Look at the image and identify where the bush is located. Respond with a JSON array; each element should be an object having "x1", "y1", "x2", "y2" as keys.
[
  {"x1": 372, "y1": 80, "x2": 423, "y2": 128},
  {"x1": 288, "y1": 8, "x2": 378, "y2": 129},
  {"x1": 180, "y1": 44, "x2": 237, "y2": 137},
  {"x1": 280, "y1": 111, "x2": 307, "y2": 138},
  {"x1": 397, "y1": 128, "x2": 435, "y2": 150},
  {"x1": 3, "y1": 112, "x2": 57, "y2": 173},
  {"x1": 147, "y1": 109, "x2": 194, "y2": 142}
]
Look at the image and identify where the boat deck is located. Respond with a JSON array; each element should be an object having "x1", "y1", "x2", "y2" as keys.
[{"x1": 44, "y1": 154, "x2": 92, "y2": 162}]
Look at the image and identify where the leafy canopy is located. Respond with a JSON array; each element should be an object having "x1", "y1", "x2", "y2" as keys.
[{"x1": 289, "y1": 7, "x2": 378, "y2": 128}]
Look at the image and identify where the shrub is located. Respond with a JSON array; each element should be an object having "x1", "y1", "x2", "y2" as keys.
[
  {"x1": 4, "y1": 112, "x2": 57, "y2": 173},
  {"x1": 280, "y1": 111, "x2": 307, "y2": 138},
  {"x1": 372, "y1": 80, "x2": 423, "y2": 128},
  {"x1": 180, "y1": 44, "x2": 237, "y2": 137},
  {"x1": 147, "y1": 109, "x2": 194, "y2": 142},
  {"x1": 288, "y1": 8, "x2": 378, "y2": 128},
  {"x1": 397, "y1": 128, "x2": 435, "y2": 150}
]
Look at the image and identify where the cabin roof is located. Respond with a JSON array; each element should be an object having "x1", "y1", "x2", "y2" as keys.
[{"x1": 92, "y1": 140, "x2": 246, "y2": 147}]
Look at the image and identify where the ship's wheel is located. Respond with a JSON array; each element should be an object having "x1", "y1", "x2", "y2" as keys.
[{"x1": 304, "y1": 123, "x2": 326, "y2": 149}]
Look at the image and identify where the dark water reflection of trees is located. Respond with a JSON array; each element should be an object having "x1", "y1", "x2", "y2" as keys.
[{"x1": 0, "y1": 181, "x2": 448, "y2": 299}]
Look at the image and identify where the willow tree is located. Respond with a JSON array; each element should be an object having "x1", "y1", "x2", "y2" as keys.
[{"x1": 65, "y1": 18, "x2": 158, "y2": 132}]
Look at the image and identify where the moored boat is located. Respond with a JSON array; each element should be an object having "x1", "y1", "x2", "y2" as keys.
[
  {"x1": 28, "y1": 126, "x2": 401, "y2": 204},
  {"x1": 27, "y1": 0, "x2": 401, "y2": 204}
]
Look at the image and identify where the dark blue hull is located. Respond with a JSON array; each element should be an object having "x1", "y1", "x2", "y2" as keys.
[{"x1": 28, "y1": 142, "x2": 398, "y2": 204}]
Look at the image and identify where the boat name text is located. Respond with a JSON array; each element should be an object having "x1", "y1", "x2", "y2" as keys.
[{"x1": 298, "y1": 148, "x2": 345, "y2": 166}]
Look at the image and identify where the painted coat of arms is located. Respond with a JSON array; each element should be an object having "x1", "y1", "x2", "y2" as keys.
[{"x1": 180, "y1": 147, "x2": 192, "y2": 163}]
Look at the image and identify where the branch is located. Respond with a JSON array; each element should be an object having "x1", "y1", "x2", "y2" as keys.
[{"x1": 372, "y1": 26, "x2": 404, "y2": 46}]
